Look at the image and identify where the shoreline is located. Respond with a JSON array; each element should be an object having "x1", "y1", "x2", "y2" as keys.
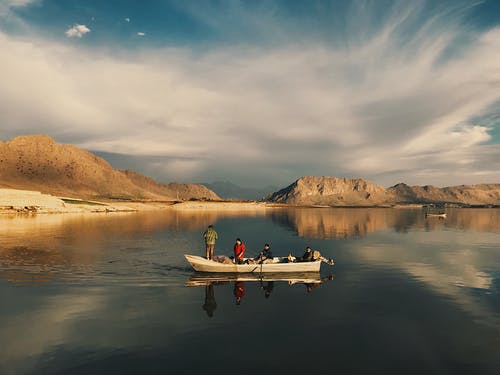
[{"x1": 1, "y1": 188, "x2": 498, "y2": 215}]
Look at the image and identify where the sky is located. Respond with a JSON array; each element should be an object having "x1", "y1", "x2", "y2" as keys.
[{"x1": 0, "y1": 0, "x2": 500, "y2": 188}]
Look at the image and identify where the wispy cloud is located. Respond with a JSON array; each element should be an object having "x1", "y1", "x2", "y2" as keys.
[
  {"x1": 137, "y1": 31, "x2": 145, "y2": 37},
  {"x1": 0, "y1": 0, "x2": 37, "y2": 16},
  {"x1": 65, "y1": 24, "x2": 90, "y2": 38},
  {"x1": 0, "y1": 2, "x2": 499, "y2": 186}
]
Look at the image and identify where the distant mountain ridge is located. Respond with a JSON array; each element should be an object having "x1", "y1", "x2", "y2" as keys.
[
  {"x1": 0, "y1": 135, "x2": 219, "y2": 201},
  {"x1": 388, "y1": 182, "x2": 500, "y2": 205},
  {"x1": 265, "y1": 176, "x2": 500, "y2": 206},
  {"x1": 202, "y1": 181, "x2": 280, "y2": 201}
]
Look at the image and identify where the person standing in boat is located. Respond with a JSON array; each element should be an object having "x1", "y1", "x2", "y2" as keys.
[
  {"x1": 203, "y1": 225, "x2": 218, "y2": 260},
  {"x1": 233, "y1": 238, "x2": 246, "y2": 264},
  {"x1": 255, "y1": 243, "x2": 273, "y2": 264}
]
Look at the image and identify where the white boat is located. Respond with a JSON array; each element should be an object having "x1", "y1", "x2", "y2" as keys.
[
  {"x1": 425, "y1": 213, "x2": 447, "y2": 218},
  {"x1": 184, "y1": 254, "x2": 323, "y2": 273}
]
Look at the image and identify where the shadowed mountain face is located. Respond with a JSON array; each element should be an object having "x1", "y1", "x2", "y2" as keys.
[
  {"x1": 265, "y1": 176, "x2": 500, "y2": 206},
  {"x1": 0, "y1": 135, "x2": 219, "y2": 201},
  {"x1": 202, "y1": 181, "x2": 280, "y2": 201}
]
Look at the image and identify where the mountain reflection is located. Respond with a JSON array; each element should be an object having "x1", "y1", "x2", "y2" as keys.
[
  {"x1": 0, "y1": 208, "x2": 498, "y2": 283},
  {"x1": 0, "y1": 210, "x2": 267, "y2": 282},
  {"x1": 267, "y1": 208, "x2": 500, "y2": 239}
]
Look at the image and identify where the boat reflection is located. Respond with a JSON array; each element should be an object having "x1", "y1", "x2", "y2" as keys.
[{"x1": 188, "y1": 272, "x2": 335, "y2": 316}]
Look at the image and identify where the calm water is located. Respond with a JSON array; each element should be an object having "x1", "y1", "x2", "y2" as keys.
[{"x1": 0, "y1": 208, "x2": 499, "y2": 375}]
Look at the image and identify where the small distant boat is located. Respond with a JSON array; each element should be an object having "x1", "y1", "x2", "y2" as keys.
[
  {"x1": 184, "y1": 254, "x2": 324, "y2": 273},
  {"x1": 186, "y1": 272, "x2": 325, "y2": 286},
  {"x1": 425, "y1": 213, "x2": 447, "y2": 218}
]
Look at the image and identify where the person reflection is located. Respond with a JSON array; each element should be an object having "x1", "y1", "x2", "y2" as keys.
[
  {"x1": 304, "y1": 275, "x2": 335, "y2": 293},
  {"x1": 202, "y1": 284, "x2": 217, "y2": 317},
  {"x1": 260, "y1": 281, "x2": 274, "y2": 298},
  {"x1": 233, "y1": 281, "x2": 246, "y2": 305}
]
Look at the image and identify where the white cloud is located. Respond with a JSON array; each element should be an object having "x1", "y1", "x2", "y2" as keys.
[
  {"x1": 1, "y1": 0, "x2": 35, "y2": 8},
  {"x1": 65, "y1": 24, "x2": 91, "y2": 38},
  {"x1": 137, "y1": 32, "x2": 145, "y2": 36},
  {"x1": 0, "y1": 0, "x2": 36, "y2": 15},
  {"x1": 125, "y1": 17, "x2": 130, "y2": 22},
  {"x1": 1, "y1": 3, "x2": 500, "y2": 186}
]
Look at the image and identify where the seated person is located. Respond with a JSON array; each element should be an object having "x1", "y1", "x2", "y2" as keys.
[
  {"x1": 254, "y1": 243, "x2": 273, "y2": 264},
  {"x1": 233, "y1": 238, "x2": 246, "y2": 264},
  {"x1": 298, "y1": 246, "x2": 313, "y2": 262}
]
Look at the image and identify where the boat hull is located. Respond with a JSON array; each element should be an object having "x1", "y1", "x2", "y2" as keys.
[{"x1": 184, "y1": 254, "x2": 321, "y2": 273}]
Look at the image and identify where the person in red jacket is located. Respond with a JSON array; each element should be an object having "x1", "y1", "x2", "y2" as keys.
[{"x1": 233, "y1": 238, "x2": 246, "y2": 264}]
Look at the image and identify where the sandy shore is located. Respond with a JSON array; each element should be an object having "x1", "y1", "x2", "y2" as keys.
[
  {"x1": 170, "y1": 201, "x2": 272, "y2": 210},
  {"x1": 0, "y1": 188, "x2": 166, "y2": 214},
  {"x1": 0, "y1": 188, "x2": 278, "y2": 214},
  {"x1": 0, "y1": 188, "x2": 432, "y2": 214}
]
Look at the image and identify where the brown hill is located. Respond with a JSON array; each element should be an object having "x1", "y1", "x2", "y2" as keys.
[
  {"x1": 266, "y1": 176, "x2": 500, "y2": 206},
  {"x1": 265, "y1": 176, "x2": 396, "y2": 206},
  {"x1": 0, "y1": 135, "x2": 219, "y2": 201},
  {"x1": 388, "y1": 183, "x2": 500, "y2": 205}
]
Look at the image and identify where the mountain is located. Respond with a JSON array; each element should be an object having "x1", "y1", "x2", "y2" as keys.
[
  {"x1": 388, "y1": 183, "x2": 500, "y2": 205},
  {"x1": 202, "y1": 181, "x2": 280, "y2": 201},
  {"x1": 265, "y1": 176, "x2": 500, "y2": 206},
  {"x1": 265, "y1": 176, "x2": 395, "y2": 206},
  {"x1": 0, "y1": 135, "x2": 219, "y2": 201}
]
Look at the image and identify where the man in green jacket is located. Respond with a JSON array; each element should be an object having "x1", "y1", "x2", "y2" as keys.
[{"x1": 203, "y1": 224, "x2": 218, "y2": 260}]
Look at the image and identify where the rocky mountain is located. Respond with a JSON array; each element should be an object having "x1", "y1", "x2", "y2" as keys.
[
  {"x1": 388, "y1": 183, "x2": 500, "y2": 205},
  {"x1": 265, "y1": 176, "x2": 396, "y2": 206},
  {"x1": 0, "y1": 135, "x2": 219, "y2": 201},
  {"x1": 265, "y1": 176, "x2": 500, "y2": 206}
]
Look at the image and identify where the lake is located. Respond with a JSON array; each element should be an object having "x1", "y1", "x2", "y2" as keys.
[{"x1": 0, "y1": 208, "x2": 499, "y2": 374}]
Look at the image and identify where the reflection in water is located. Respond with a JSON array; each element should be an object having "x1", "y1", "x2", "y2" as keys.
[
  {"x1": 261, "y1": 281, "x2": 274, "y2": 298},
  {"x1": 267, "y1": 208, "x2": 405, "y2": 238},
  {"x1": 0, "y1": 208, "x2": 499, "y2": 374},
  {"x1": 355, "y1": 239, "x2": 500, "y2": 327},
  {"x1": 233, "y1": 281, "x2": 246, "y2": 305},
  {"x1": 0, "y1": 210, "x2": 268, "y2": 283},
  {"x1": 202, "y1": 284, "x2": 217, "y2": 317},
  {"x1": 191, "y1": 273, "x2": 335, "y2": 314},
  {"x1": 267, "y1": 207, "x2": 500, "y2": 239}
]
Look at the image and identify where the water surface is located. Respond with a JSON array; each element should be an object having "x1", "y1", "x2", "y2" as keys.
[{"x1": 0, "y1": 208, "x2": 499, "y2": 374}]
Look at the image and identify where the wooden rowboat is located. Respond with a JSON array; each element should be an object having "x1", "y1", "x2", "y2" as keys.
[{"x1": 184, "y1": 254, "x2": 323, "y2": 273}]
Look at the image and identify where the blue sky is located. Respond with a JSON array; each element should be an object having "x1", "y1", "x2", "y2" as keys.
[{"x1": 1, "y1": 0, "x2": 500, "y2": 188}]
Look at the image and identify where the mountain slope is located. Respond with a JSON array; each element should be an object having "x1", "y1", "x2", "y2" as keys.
[
  {"x1": 0, "y1": 135, "x2": 219, "y2": 201},
  {"x1": 265, "y1": 176, "x2": 396, "y2": 206},
  {"x1": 388, "y1": 183, "x2": 500, "y2": 205},
  {"x1": 266, "y1": 177, "x2": 500, "y2": 206}
]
